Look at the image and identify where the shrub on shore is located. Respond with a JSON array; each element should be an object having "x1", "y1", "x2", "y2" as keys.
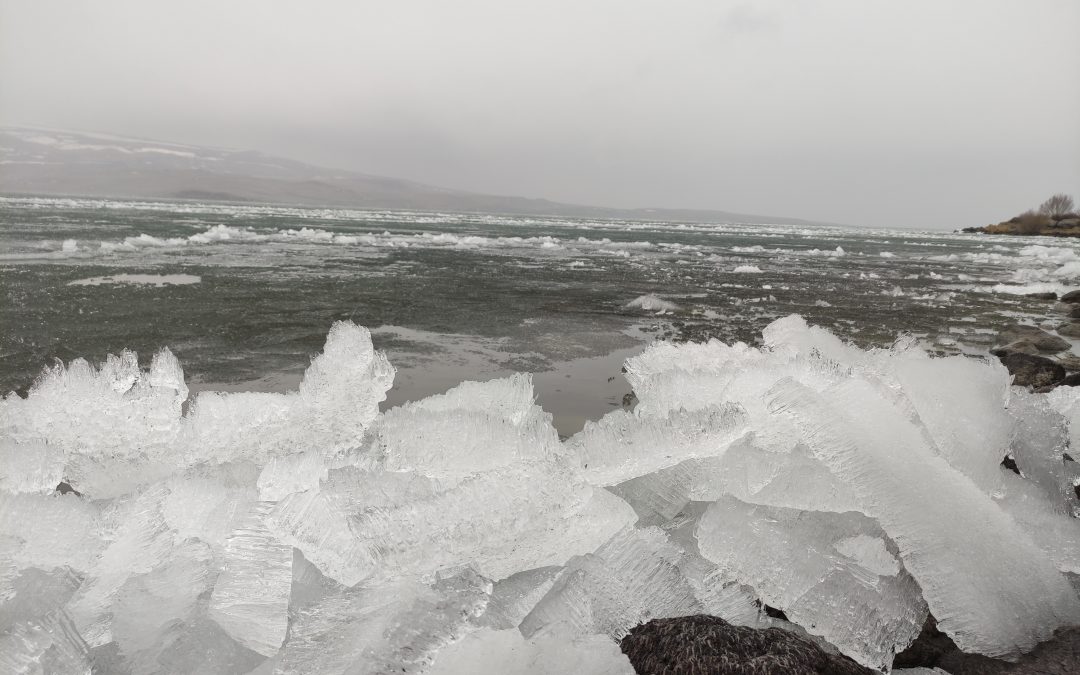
[{"x1": 1010, "y1": 209, "x2": 1052, "y2": 234}]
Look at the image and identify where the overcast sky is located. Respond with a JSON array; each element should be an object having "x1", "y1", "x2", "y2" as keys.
[{"x1": 2, "y1": 0, "x2": 1078, "y2": 228}]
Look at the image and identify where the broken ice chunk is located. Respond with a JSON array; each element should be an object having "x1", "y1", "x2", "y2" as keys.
[
  {"x1": 270, "y1": 373, "x2": 633, "y2": 585},
  {"x1": 208, "y1": 502, "x2": 292, "y2": 656},
  {"x1": 0, "y1": 566, "x2": 83, "y2": 634},
  {"x1": 0, "y1": 493, "x2": 103, "y2": 574},
  {"x1": 996, "y1": 473, "x2": 1080, "y2": 574},
  {"x1": 161, "y1": 465, "x2": 259, "y2": 550},
  {"x1": 569, "y1": 404, "x2": 747, "y2": 486},
  {"x1": 292, "y1": 321, "x2": 396, "y2": 453},
  {"x1": 833, "y1": 534, "x2": 901, "y2": 577},
  {"x1": 1015, "y1": 388, "x2": 1079, "y2": 515},
  {"x1": 762, "y1": 313, "x2": 863, "y2": 363},
  {"x1": 475, "y1": 566, "x2": 562, "y2": 630},
  {"x1": 257, "y1": 451, "x2": 327, "y2": 502},
  {"x1": 182, "y1": 321, "x2": 394, "y2": 468},
  {"x1": 426, "y1": 624, "x2": 634, "y2": 675},
  {"x1": 891, "y1": 353, "x2": 1012, "y2": 495},
  {"x1": 770, "y1": 377, "x2": 1080, "y2": 658},
  {"x1": 152, "y1": 617, "x2": 267, "y2": 675},
  {"x1": 271, "y1": 465, "x2": 634, "y2": 585},
  {"x1": 0, "y1": 439, "x2": 63, "y2": 495},
  {"x1": 696, "y1": 496, "x2": 926, "y2": 670},
  {"x1": 0, "y1": 610, "x2": 92, "y2": 675},
  {"x1": 709, "y1": 438, "x2": 861, "y2": 513},
  {"x1": 109, "y1": 539, "x2": 216, "y2": 671},
  {"x1": 275, "y1": 570, "x2": 490, "y2": 674},
  {"x1": 661, "y1": 507, "x2": 779, "y2": 630},
  {"x1": 608, "y1": 458, "x2": 712, "y2": 524},
  {"x1": 66, "y1": 485, "x2": 178, "y2": 647},
  {"x1": 1, "y1": 349, "x2": 187, "y2": 498},
  {"x1": 288, "y1": 549, "x2": 348, "y2": 617},
  {"x1": 365, "y1": 374, "x2": 563, "y2": 484},
  {"x1": 520, "y1": 526, "x2": 703, "y2": 641}
]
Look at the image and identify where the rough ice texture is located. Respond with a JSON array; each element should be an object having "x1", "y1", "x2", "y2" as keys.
[
  {"x1": 275, "y1": 570, "x2": 491, "y2": 675},
  {"x1": 696, "y1": 496, "x2": 927, "y2": 670},
  {"x1": 0, "y1": 322, "x2": 392, "y2": 498},
  {"x1": 770, "y1": 377, "x2": 1080, "y2": 658},
  {"x1": 569, "y1": 404, "x2": 748, "y2": 486},
  {"x1": 0, "y1": 609, "x2": 92, "y2": 675},
  {"x1": 3, "y1": 315, "x2": 1080, "y2": 672},
  {"x1": 208, "y1": 502, "x2": 293, "y2": 655},
  {"x1": 427, "y1": 624, "x2": 634, "y2": 675},
  {"x1": 0, "y1": 438, "x2": 63, "y2": 495},
  {"x1": 269, "y1": 375, "x2": 635, "y2": 586}
]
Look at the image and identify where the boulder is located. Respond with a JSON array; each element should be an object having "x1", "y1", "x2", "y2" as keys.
[
  {"x1": 991, "y1": 340, "x2": 1040, "y2": 357},
  {"x1": 1057, "y1": 323, "x2": 1080, "y2": 339},
  {"x1": 1055, "y1": 353, "x2": 1080, "y2": 371},
  {"x1": 1061, "y1": 290, "x2": 1080, "y2": 304},
  {"x1": 1023, "y1": 291, "x2": 1058, "y2": 300},
  {"x1": 995, "y1": 350, "x2": 1066, "y2": 388},
  {"x1": 994, "y1": 324, "x2": 1070, "y2": 353},
  {"x1": 619, "y1": 615, "x2": 873, "y2": 675},
  {"x1": 1069, "y1": 306, "x2": 1080, "y2": 319}
]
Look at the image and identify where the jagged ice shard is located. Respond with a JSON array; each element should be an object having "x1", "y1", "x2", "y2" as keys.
[{"x1": 2, "y1": 315, "x2": 1079, "y2": 673}]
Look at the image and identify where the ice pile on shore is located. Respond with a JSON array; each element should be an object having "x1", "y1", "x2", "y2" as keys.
[{"x1": 3, "y1": 316, "x2": 1080, "y2": 673}]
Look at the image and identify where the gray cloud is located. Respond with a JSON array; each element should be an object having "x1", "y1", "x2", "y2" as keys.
[{"x1": 1, "y1": 0, "x2": 1078, "y2": 228}]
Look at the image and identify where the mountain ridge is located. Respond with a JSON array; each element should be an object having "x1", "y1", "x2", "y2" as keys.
[{"x1": 0, "y1": 126, "x2": 837, "y2": 226}]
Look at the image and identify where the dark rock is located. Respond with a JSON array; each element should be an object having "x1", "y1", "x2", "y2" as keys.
[
  {"x1": 619, "y1": 615, "x2": 873, "y2": 675},
  {"x1": 1061, "y1": 290, "x2": 1080, "y2": 304},
  {"x1": 996, "y1": 350, "x2": 1066, "y2": 387},
  {"x1": 751, "y1": 600, "x2": 790, "y2": 621},
  {"x1": 995, "y1": 324, "x2": 1070, "y2": 353},
  {"x1": 991, "y1": 340, "x2": 1040, "y2": 357},
  {"x1": 1070, "y1": 305, "x2": 1080, "y2": 319},
  {"x1": 1024, "y1": 291, "x2": 1058, "y2": 300},
  {"x1": 1001, "y1": 455, "x2": 1022, "y2": 475},
  {"x1": 55, "y1": 481, "x2": 81, "y2": 496},
  {"x1": 1059, "y1": 372, "x2": 1080, "y2": 387},
  {"x1": 1058, "y1": 323, "x2": 1080, "y2": 339},
  {"x1": 894, "y1": 615, "x2": 963, "y2": 669},
  {"x1": 1055, "y1": 356, "x2": 1080, "y2": 375},
  {"x1": 895, "y1": 615, "x2": 1080, "y2": 674}
]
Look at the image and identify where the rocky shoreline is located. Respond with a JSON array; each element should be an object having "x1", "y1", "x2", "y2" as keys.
[{"x1": 990, "y1": 289, "x2": 1080, "y2": 391}]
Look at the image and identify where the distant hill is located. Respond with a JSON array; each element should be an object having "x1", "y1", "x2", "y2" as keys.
[{"x1": 0, "y1": 126, "x2": 829, "y2": 226}]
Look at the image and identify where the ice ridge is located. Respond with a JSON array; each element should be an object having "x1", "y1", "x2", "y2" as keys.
[{"x1": 2, "y1": 315, "x2": 1079, "y2": 672}]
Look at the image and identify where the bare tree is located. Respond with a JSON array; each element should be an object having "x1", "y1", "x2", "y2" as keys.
[{"x1": 1039, "y1": 193, "x2": 1075, "y2": 219}]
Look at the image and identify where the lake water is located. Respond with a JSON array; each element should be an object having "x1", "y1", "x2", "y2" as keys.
[{"x1": 3, "y1": 195, "x2": 1078, "y2": 434}]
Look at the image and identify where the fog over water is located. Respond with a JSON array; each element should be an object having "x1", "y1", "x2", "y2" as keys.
[{"x1": 2, "y1": 0, "x2": 1077, "y2": 228}]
